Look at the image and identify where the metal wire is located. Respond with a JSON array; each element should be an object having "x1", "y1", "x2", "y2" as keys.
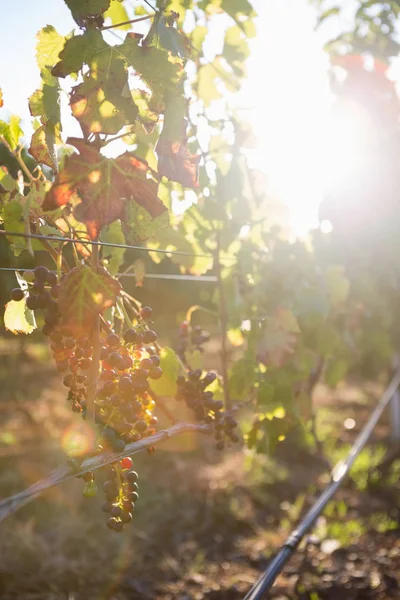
[
  {"x1": 243, "y1": 367, "x2": 400, "y2": 600},
  {"x1": 0, "y1": 267, "x2": 217, "y2": 282},
  {"x1": 0, "y1": 230, "x2": 235, "y2": 261}
]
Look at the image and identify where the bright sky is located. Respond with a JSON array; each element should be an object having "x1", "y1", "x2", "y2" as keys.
[{"x1": 0, "y1": 0, "x2": 355, "y2": 234}]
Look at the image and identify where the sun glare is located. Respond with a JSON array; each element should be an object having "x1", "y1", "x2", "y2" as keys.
[{"x1": 245, "y1": 1, "x2": 374, "y2": 237}]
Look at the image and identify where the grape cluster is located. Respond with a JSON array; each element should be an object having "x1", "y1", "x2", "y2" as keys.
[
  {"x1": 176, "y1": 320, "x2": 211, "y2": 362},
  {"x1": 11, "y1": 266, "x2": 61, "y2": 337},
  {"x1": 11, "y1": 273, "x2": 162, "y2": 532},
  {"x1": 101, "y1": 458, "x2": 139, "y2": 532},
  {"x1": 176, "y1": 370, "x2": 239, "y2": 449}
]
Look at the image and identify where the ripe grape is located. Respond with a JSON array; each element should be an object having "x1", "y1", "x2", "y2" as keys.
[
  {"x1": 11, "y1": 288, "x2": 25, "y2": 302},
  {"x1": 34, "y1": 265, "x2": 49, "y2": 281},
  {"x1": 121, "y1": 456, "x2": 133, "y2": 469},
  {"x1": 140, "y1": 306, "x2": 152, "y2": 320},
  {"x1": 142, "y1": 330, "x2": 157, "y2": 343}
]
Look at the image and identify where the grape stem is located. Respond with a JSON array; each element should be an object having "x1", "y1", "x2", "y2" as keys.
[
  {"x1": 87, "y1": 244, "x2": 101, "y2": 424},
  {"x1": 215, "y1": 229, "x2": 231, "y2": 410},
  {"x1": 0, "y1": 422, "x2": 211, "y2": 522}
]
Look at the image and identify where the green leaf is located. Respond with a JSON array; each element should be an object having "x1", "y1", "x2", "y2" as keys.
[
  {"x1": 221, "y1": 0, "x2": 256, "y2": 32},
  {"x1": 317, "y1": 6, "x2": 340, "y2": 27},
  {"x1": 144, "y1": 11, "x2": 189, "y2": 57},
  {"x1": 103, "y1": 0, "x2": 130, "y2": 29},
  {"x1": 28, "y1": 124, "x2": 60, "y2": 170},
  {"x1": 29, "y1": 76, "x2": 61, "y2": 128},
  {"x1": 36, "y1": 25, "x2": 65, "y2": 71},
  {"x1": 257, "y1": 381, "x2": 275, "y2": 407},
  {"x1": 4, "y1": 297, "x2": 37, "y2": 335},
  {"x1": 191, "y1": 26, "x2": 208, "y2": 51},
  {"x1": 125, "y1": 200, "x2": 170, "y2": 243},
  {"x1": 325, "y1": 265, "x2": 350, "y2": 308},
  {"x1": 100, "y1": 221, "x2": 126, "y2": 275},
  {"x1": 121, "y1": 33, "x2": 185, "y2": 96},
  {"x1": 0, "y1": 116, "x2": 23, "y2": 150},
  {"x1": 197, "y1": 63, "x2": 221, "y2": 105},
  {"x1": 52, "y1": 29, "x2": 106, "y2": 78},
  {"x1": 150, "y1": 346, "x2": 181, "y2": 396},
  {"x1": 325, "y1": 359, "x2": 348, "y2": 387},
  {"x1": 229, "y1": 353, "x2": 257, "y2": 400},
  {"x1": 223, "y1": 25, "x2": 250, "y2": 66},
  {"x1": 0, "y1": 166, "x2": 18, "y2": 191},
  {"x1": 64, "y1": 0, "x2": 111, "y2": 23}
]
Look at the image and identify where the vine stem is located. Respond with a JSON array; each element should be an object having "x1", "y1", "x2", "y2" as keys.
[
  {"x1": 87, "y1": 244, "x2": 101, "y2": 425},
  {"x1": 101, "y1": 14, "x2": 153, "y2": 30},
  {"x1": 0, "y1": 422, "x2": 211, "y2": 523},
  {"x1": 215, "y1": 229, "x2": 231, "y2": 410},
  {"x1": 0, "y1": 136, "x2": 35, "y2": 182}
]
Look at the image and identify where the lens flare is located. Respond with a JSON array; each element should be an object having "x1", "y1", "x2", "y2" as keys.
[{"x1": 61, "y1": 422, "x2": 95, "y2": 457}]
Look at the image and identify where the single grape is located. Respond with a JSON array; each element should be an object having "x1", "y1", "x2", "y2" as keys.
[
  {"x1": 11, "y1": 288, "x2": 25, "y2": 302},
  {"x1": 142, "y1": 330, "x2": 157, "y2": 344},
  {"x1": 126, "y1": 471, "x2": 138, "y2": 483},
  {"x1": 120, "y1": 456, "x2": 133, "y2": 469},
  {"x1": 34, "y1": 265, "x2": 49, "y2": 281},
  {"x1": 121, "y1": 511, "x2": 133, "y2": 524},
  {"x1": 148, "y1": 366, "x2": 163, "y2": 380},
  {"x1": 150, "y1": 355, "x2": 160, "y2": 366},
  {"x1": 106, "y1": 333, "x2": 120, "y2": 347},
  {"x1": 140, "y1": 306, "x2": 152, "y2": 320},
  {"x1": 111, "y1": 505, "x2": 123, "y2": 518},
  {"x1": 140, "y1": 358, "x2": 153, "y2": 370},
  {"x1": 123, "y1": 329, "x2": 138, "y2": 344},
  {"x1": 47, "y1": 271, "x2": 58, "y2": 286}
]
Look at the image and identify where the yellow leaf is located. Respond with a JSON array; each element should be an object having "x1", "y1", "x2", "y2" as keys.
[{"x1": 4, "y1": 298, "x2": 36, "y2": 335}]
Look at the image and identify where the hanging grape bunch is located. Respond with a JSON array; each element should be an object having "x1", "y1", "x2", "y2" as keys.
[
  {"x1": 176, "y1": 320, "x2": 211, "y2": 363},
  {"x1": 10, "y1": 268, "x2": 239, "y2": 531},
  {"x1": 10, "y1": 269, "x2": 163, "y2": 531},
  {"x1": 176, "y1": 370, "x2": 239, "y2": 450}
]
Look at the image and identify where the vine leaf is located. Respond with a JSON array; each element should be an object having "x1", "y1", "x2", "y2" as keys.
[
  {"x1": 30, "y1": 26, "x2": 64, "y2": 170},
  {"x1": 121, "y1": 32, "x2": 185, "y2": 96},
  {"x1": 156, "y1": 93, "x2": 200, "y2": 188},
  {"x1": 4, "y1": 298, "x2": 37, "y2": 335},
  {"x1": 144, "y1": 11, "x2": 190, "y2": 58},
  {"x1": 100, "y1": 221, "x2": 126, "y2": 275},
  {"x1": 70, "y1": 77, "x2": 138, "y2": 136},
  {"x1": 43, "y1": 137, "x2": 168, "y2": 240},
  {"x1": 103, "y1": 0, "x2": 130, "y2": 29},
  {"x1": 52, "y1": 29, "x2": 106, "y2": 78},
  {"x1": 156, "y1": 139, "x2": 200, "y2": 188},
  {"x1": 64, "y1": 0, "x2": 110, "y2": 26},
  {"x1": 150, "y1": 347, "x2": 181, "y2": 397},
  {"x1": 36, "y1": 25, "x2": 65, "y2": 71},
  {"x1": 29, "y1": 125, "x2": 60, "y2": 170},
  {"x1": 257, "y1": 308, "x2": 300, "y2": 368},
  {"x1": 58, "y1": 265, "x2": 121, "y2": 335},
  {"x1": 0, "y1": 116, "x2": 23, "y2": 151},
  {"x1": 124, "y1": 200, "x2": 170, "y2": 242}
]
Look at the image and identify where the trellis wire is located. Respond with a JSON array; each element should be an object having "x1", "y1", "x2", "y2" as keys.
[
  {"x1": 0, "y1": 230, "x2": 235, "y2": 262},
  {"x1": 243, "y1": 367, "x2": 400, "y2": 600},
  {"x1": 0, "y1": 422, "x2": 211, "y2": 522},
  {"x1": 0, "y1": 267, "x2": 217, "y2": 282}
]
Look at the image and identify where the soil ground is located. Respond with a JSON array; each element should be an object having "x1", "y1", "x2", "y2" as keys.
[{"x1": 0, "y1": 337, "x2": 398, "y2": 600}]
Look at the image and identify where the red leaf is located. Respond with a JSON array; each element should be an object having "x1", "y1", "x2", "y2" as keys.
[
  {"x1": 156, "y1": 139, "x2": 200, "y2": 188},
  {"x1": 58, "y1": 265, "x2": 121, "y2": 336},
  {"x1": 43, "y1": 138, "x2": 167, "y2": 239}
]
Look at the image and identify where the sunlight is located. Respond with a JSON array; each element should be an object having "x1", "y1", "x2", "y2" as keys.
[{"x1": 245, "y1": 0, "x2": 372, "y2": 236}]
